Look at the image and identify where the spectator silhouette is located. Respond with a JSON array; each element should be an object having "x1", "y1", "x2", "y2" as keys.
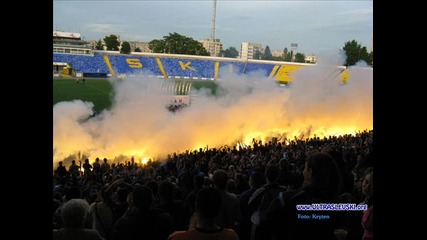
[
  {"x1": 55, "y1": 161, "x2": 67, "y2": 178},
  {"x1": 69, "y1": 160, "x2": 81, "y2": 177},
  {"x1": 93, "y1": 158, "x2": 101, "y2": 174},
  {"x1": 111, "y1": 185, "x2": 174, "y2": 240},
  {"x1": 184, "y1": 174, "x2": 205, "y2": 216},
  {"x1": 238, "y1": 171, "x2": 265, "y2": 240},
  {"x1": 248, "y1": 160, "x2": 287, "y2": 240},
  {"x1": 83, "y1": 159, "x2": 93, "y2": 175},
  {"x1": 53, "y1": 198, "x2": 104, "y2": 240},
  {"x1": 101, "y1": 158, "x2": 110, "y2": 175},
  {"x1": 89, "y1": 185, "x2": 115, "y2": 240},
  {"x1": 156, "y1": 180, "x2": 190, "y2": 231},
  {"x1": 361, "y1": 167, "x2": 373, "y2": 240},
  {"x1": 168, "y1": 187, "x2": 239, "y2": 240},
  {"x1": 212, "y1": 169, "x2": 241, "y2": 230},
  {"x1": 259, "y1": 152, "x2": 343, "y2": 240}
]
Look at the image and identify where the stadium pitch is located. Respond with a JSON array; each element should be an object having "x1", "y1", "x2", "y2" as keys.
[{"x1": 53, "y1": 78, "x2": 219, "y2": 113}]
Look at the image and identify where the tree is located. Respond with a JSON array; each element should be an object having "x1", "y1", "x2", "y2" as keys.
[
  {"x1": 221, "y1": 47, "x2": 239, "y2": 58},
  {"x1": 342, "y1": 40, "x2": 371, "y2": 67},
  {"x1": 262, "y1": 45, "x2": 273, "y2": 60},
  {"x1": 104, "y1": 34, "x2": 120, "y2": 51},
  {"x1": 95, "y1": 40, "x2": 104, "y2": 50},
  {"x1": 148, "y1": 39, "x2": 165, "y2": 53},
  {"x1": 253, "y1": 50, "x2": 262, "y2": 60},
  {"x1": 272, "y1": 56, "x2": 283, "y2": 61},
  {"x1": 134, "y1": 47, "x2": 142, "y2": 52},
  {"x1": 285, "y1": 50, "x2": 293, "y2": 61},
  {"x1": 294, "y1": 53, "x2": 306, "y2": 63},
  {"x1": 149, "y1": 32, "x2": 209, "y2": 56},
  {"x1": 283, "y1": 47, "x2": 288, "y2": 60},
  {"x1": 368, "y1": 51, "x2": 373, "y2": 66},
  {"x1": 120, "y1": 41, "x2": 131, "y2": 54}
]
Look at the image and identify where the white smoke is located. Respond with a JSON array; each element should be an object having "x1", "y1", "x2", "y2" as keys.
[{"x1": 53, "y1": 52, "x2": 372, "y2": 166}]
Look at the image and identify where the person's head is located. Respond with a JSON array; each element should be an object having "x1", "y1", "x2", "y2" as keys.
[
  {"x1": 279, "y1": 158, "x2": 288, "y2": 170},
  {"x1": 53, "y1": 198, "x2": 61, "y2": 217},
  {"x1": 117, "y1": 187, "x2": 130, "y2": 203},
  {"x1": 195, "y1": 187, "x2": 223, "y2": 219},
  {"x1": 146, "y1": 180, "x2": 158, "y2": 196},
  {"x1": 249, "y1": 171, "x2": 265, "y2": 189},
  {"x1": 65, "y1": 186, "x2": 82, "y2": 201},
  {"x1": 194, "y1": 174, "x2": 204, "y2": 189},
  {"x1": 265, "y1": 160, "x2": 280, "y2": 183},
  {"x1": 184, "y1": 162, "x2": 192, "y2": 170},
  {"x1": 226, "y1": 178, "x2": 237, "y2": 193},
  {"x1": 361, "y1": 167, "x2": 373, "y2": 197},
  {"x1": 158, "y1": 180, "x2": 175, "y2": 201},
  {"x1": 235, "y1": 172, "x2": 243, "y2": 181},
  {"x1": 132, "y1": 185, "x2": 153, "y2": 210},
  {"x1": 203, "y1": 176, "x2": 211, "y2": 187},
  {"x1": 303, "y1": 152, "x2": 342, "y2": 196},
  {"x1": 60, "y1": 199, "x2": 91, "y2": 228},
  {"x1": 212, "y1": 169, "x2": 228, "y2": 190}
]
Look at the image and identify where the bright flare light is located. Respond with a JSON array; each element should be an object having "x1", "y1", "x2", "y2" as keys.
[{"x1": 53, "y1": 58, "x2": 372, "y2": 167}]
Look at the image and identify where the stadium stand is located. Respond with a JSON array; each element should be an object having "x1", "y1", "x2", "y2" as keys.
[
  {"x1": 53, "y1": 53, "x2": 110, "y2": 75},
  {"x1": 107, "y1": 54, "x2": 163, "y2": 76},
  {"x1": 159, "y1": 57, "x2": 215, "y2": 79},
  {"x1": 52, "y1": 31, "x2": 353, "y2": 82},
  {"x1": 54, "y1": 52, "x2": 319, "y2": 82}
]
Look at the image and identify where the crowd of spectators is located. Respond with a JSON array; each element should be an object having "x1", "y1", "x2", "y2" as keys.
[{"x1": 53, "y1": 129, "x2": 373, "y2": 240}]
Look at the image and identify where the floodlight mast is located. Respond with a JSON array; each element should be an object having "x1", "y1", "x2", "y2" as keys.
[{"x1": 211, "y1": 0, "x2": 217, "y2": 56}]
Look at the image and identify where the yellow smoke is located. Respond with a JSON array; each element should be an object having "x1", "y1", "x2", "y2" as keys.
[{"x1": 53, "y1": 59, "x2": 372, "y2": 167}]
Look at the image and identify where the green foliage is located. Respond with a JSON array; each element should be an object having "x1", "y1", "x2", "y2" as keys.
[
  {"x1": 148, "y1": 32, "x2": 209, "y2": 56},
  {"x1": 120, "y1": 41, "x2": 131, "y2": 54},
  {"x1": 95, "y1": 40, "x2": 104, "y2": 50},
  {"x1": 148, "y1": 39, "x2": 165, "y2": 53},
  {"x1": 134, "y1": 47, "x2": 142, "y2": 52},
  {"x1": 104, "y1": 35, "x2": 120, "y2": 51},
  {"x1": 343, "y1": 40, "x2": 372, "y2": 67},
  {"x1": 221, "y1": 47, "x2": 239, "y2": 58},
  {"x1": 283, "y1": 47, "x2": 288, "y2": 60},
  {"x1": 294, "y1": 53, "x2": 306, "y2": 63},
  {"x1": 285, "y1": 50, "x2": 293, "y2": 61},
  {"x1": 262, "y1": 46, "x2": 273, "y2": 60},
  {"x1": 253, "y1": 50, "x2": 262, "y2": 60}
]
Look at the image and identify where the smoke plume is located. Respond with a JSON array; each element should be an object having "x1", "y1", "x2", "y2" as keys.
[{"x1": 53, "y1": 53, "x2": 372, "y2": 166}]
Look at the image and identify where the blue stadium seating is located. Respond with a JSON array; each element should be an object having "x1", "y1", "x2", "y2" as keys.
[
  {"x1": 244, "y1": 63, "x2": 275, "y2": 76},
  {"x1": 53, "y1": 53, "x2": 109, "y2": 74},
  {"x1": 52, "y1": 52, "x2": 320, "y2": 81},
  {"x1": 108, "y1": 55, "x2": 162, "y2": 76},
  {"x1": 160, "y1": 58, "x2": 215, "y2": 79}
]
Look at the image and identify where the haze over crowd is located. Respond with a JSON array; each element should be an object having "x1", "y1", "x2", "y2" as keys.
[{"x1": 53, "y1": 53, "x2": 373, "y2": 165}]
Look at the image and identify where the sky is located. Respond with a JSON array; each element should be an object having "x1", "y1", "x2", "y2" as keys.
[{"x1": 53, "y1": 0, "x2": 373, "y2": 55}]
